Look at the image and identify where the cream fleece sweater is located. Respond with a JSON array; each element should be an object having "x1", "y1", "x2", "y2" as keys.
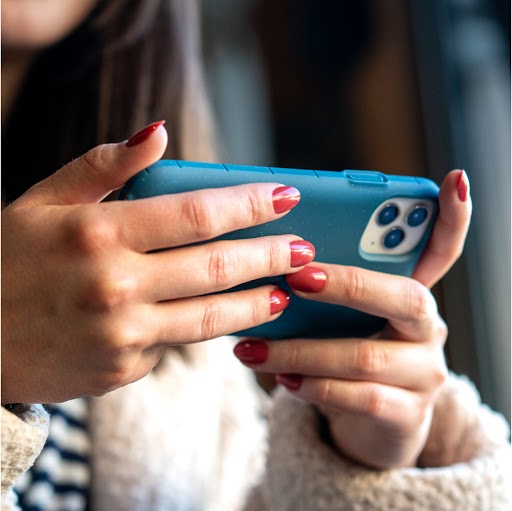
[{"x1": 2, "y1": 337, "x2": 511, "y2": 510}]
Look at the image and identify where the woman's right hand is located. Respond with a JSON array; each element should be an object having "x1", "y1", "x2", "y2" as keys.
[{"x1": 1, "y1": 122, "x2": 313, "y2": 404}]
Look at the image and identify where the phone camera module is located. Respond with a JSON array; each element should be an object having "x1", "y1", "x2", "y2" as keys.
[
  {"x1": 377, "y1": 204, "x2": 399, "y2": 226},
  {"x1": 361, "y1": 197, "x2": 434, "y2": 257},
  {"x1": 407, "y1": 206, "x2": 428, "y2": 227},
  {"x1": 383, "y1": 227, "x2": 405, "y2": 249}
]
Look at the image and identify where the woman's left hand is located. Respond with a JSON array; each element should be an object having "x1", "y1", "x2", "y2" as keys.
[{"x1": 234, "y1": 169, "x2": 472, "y2": 469}]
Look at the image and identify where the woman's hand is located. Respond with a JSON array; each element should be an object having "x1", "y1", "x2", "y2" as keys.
[
  {"x1": 234, "y1": 170, "x2": 472, "y2": 469},
  {"x1": 1, "y1": 122, "x2": 315, "y2": 404}
]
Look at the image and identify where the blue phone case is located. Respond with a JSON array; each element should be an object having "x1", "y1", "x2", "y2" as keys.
[{"x1": 120, "y1": 160, "x2": 439, "y2": 339}]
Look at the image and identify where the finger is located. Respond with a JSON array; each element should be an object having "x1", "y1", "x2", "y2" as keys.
[
  {"x1": 286, "y1": 264, "x2": 446, "y2": 341},
  {"x1": 112, "y1": 183, "x2": 300, "y2": 252},
  {"x1": 413, "y1": 169, "x2": 472, "y2": 288},
  {"x1": 233, "y1": 338, "x2": 447, "y2": 391},
  {"x1": 146, "y1": 286, "x2": 290, "y2": 346},
  {"x1": 19, "y1": 121, "x2": 168, "y2": 206},
  {"x1": 275, "y1": 375, "x2": 423, "y2": 428},
  {"x1": 138, "y1": 236, "x2": 315, "y2": 301}
]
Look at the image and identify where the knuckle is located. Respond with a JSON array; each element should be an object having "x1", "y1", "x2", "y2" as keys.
[
  {"x1": 263, "y1": 237, "x2": 286, "y2": 274},
  {"x1": 207, "y1": 246, "x2": 238, "y2": 289},
  {"x1": 69, "y1": 208, "x2": 118, "y2": 257},
  {"x1": 82, "y1": 145, "x2": 109, "y2": 172},
  {"x1": 88, "y1": 336, "x2": 142, "y2": 396},
  {"x1": 431, "y1": 355, "x2": 449, "y2": 388},
  {"x1": 284, "y1": 342, "x2": 302, "y2": 372},
  {"x1": 200, "y1": 301, "x2": 225, "y2": 341},
  {"x1": 250, "y1": 296, "x2": 266, "y2": 324},
  {"x1": 243, "y1": 187, "x2": 264, "y2": 225},
  {"x1": 181, "y1": 198, "x2": 217, "y2": 239},
  {"x1": 354, "y1": 341, "x2": 386, "y2": 377},
  {"x1": 318, "y1": 379, "x2": 335, "y2": 407},
  {"x1": 77, "y1": 317, "x2": 148, "y2": 398},
  {"x1": 88, "y1": 384, "x2": 110, "y2": 398},
  {"x1": 92, "y1": 364, "x2": 135, "y2": 396},
  {"x1": 363, "y1": 386, "x2": 386, "y2": 418},
  {"x1": 343, "y1": 267, "x2": 369, "y2": 302},
  {"x1": 93, "y1": 371, "x2": 125, "y2": 396},
  {"x1": 406, "y1": 281, "x2": 437, "y2": 321},
  {"x1": 98, "y1": 319, "x2": 142, "y2": 353},
  {"x1": 83, "y1": 271, "x2": 137, "y2": 312}
]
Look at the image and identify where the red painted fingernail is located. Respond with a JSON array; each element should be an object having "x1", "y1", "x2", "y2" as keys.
[
  {"x1": 290, "y1": 240, "x2": 316, "y2": 268},
  {"x1": 272, "y1": 186, "x2": 300, "y2": 214},
  {"x1": 457, "y1": 169, "x2": 469, "y2": 202},
  {"x1": 276, "y1": 373, "x2": 303, "y2": 391},
  {"x1": 125, "y1": 120, "x2": 166, "y2": 147},
  {"x1": 270, "y1": 289, "x2": 290, "y2": 314},
  {"x1": 233, "y1": 340, "x2": 268, "y2": 365},
  {"x1": 286, "y1": 266, "x2": 327, "y2": 293}
]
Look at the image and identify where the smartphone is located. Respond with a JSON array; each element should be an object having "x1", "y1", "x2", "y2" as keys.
[{"x1": 120, "y1": 160, "x2": 439, "y2": 339}]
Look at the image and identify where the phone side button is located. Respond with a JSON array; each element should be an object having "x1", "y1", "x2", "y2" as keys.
[{"x1": 344, "y1": 170, "x2": 388, "y2": 185}]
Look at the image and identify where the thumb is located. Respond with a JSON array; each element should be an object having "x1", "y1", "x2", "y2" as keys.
[{"x1": 21, "y1": 121, "x2": 168, "y2": 206}]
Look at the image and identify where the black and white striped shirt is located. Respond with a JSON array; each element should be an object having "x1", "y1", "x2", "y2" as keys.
[{"x1": 14, "y1": 399, "x2": 91, "y2": 511}]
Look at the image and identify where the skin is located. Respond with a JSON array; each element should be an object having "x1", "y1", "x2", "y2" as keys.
[
  {"x1": 1, "y1": 124, "x2": 472, "y2": 470},
  {"x1": 1, "y1": 0, "x2": 100, "y2": 121},
  {"x1": 1, "y1": 0, "x2": 473, "y2": 471},
  {"x1": 236, "y1": 169, "x2": 472, "y2": 468},
  {"x1": 1, "y1": 125, "x2": 311, "y2": 402},
  {"x1": 1, "y1": 0, "x2": 100, "y2": 49}
]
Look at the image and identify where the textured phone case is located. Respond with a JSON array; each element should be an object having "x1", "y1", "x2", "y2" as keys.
[{"x1": 120, "y1": 160, "x2": 439, "y2": 339}]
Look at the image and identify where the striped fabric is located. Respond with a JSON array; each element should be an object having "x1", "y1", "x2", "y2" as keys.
[{"x1": 14, "y1": 399, "x2": 91, "y2": 511}]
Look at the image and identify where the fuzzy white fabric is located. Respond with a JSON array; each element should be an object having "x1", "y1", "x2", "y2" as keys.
[
  {"x1": 2, "y1": 338, "x2": 511, "y2": 511},
  {"x1": 252, "y1": 384, "x2": 511, "y2": 511},
  {"x1": 1, "y1": 404, "x2": 50, "y2": 511},
  {"x1": 89, "y1": 338, "x2": 269, "y2": 511},
  {"x1": 89, "y1": 339, "x2": 511, "y2": 511}
]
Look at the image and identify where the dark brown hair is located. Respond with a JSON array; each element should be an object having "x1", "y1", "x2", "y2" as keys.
[{"x1": 2, "y1": 0, "x2": 217, "y2": 202}]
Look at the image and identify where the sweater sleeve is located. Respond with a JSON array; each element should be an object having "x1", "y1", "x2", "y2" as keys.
[
  {"x1": 1, "y1": 404, "x2": 50, "y2": 499},
  {"x1": 246, "y1": 372, "x2": 511, "y2": 511}
]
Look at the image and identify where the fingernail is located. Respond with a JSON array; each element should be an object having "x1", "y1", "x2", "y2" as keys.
[
  {"x1": 125, "y1": 120, "x2": 166, "y2": 147},
  {"x1": 272, "y1": 186, "x2": 300, "y2": 214},
  {"x1": 270, "y1": 289, "x2": 290, "y2": 314},
  {"x1": 276, "y1": 373, "x2": 303, "y2": 391},
  {"x1": 233, "y1": 340, "x2": 268, "y2": 365},
  {"x1": 290, "y1": 240, "x2": 316, "y2": 267},
  {"x1": 457, "y1": 169, "x2": 469, "y2": 202},
  {"x1": 286, "y1": 266, "x2": 327, "y2": 293}
]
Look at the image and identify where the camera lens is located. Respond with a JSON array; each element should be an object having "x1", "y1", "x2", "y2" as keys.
[
  {"x1": 407, "y1": 206, "x2": 428, "y2": 227},
  {"x1": 377, "y1": 204, "x2": 399, "y2": 225},
  {"x1": 383, "y1": 228, "x2": 405, "y2": 249}
]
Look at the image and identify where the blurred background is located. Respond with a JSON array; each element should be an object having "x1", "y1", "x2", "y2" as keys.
[{"x1": 201, "y1": 0, "x2": 511, "y2": 422}]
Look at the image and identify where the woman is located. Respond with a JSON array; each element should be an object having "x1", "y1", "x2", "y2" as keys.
[{"x1": 2, "y1": 1, "x2": 510, "y2": 510}]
